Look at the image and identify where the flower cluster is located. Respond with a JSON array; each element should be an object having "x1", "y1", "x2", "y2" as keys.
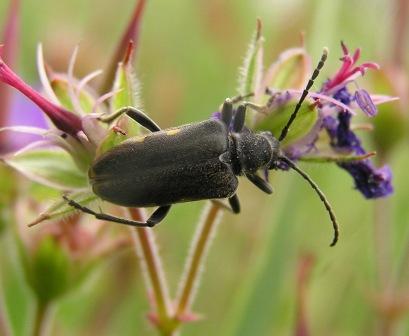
[
  {"x1": 319, "y1": 43, "x2": 394, "y2": 198},
  {"x1": 228, "y1": 28, "x2": 396, "y2": 199}
]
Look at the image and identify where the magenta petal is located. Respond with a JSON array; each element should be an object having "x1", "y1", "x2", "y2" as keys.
[
  {"x1": 352, "y1": 48, "x2": 361, "y2": 63},
  {"x1": 0, "y1": 0, "x2": 20, "y2": 149},
  {"x1": 0, "y1": 57, "x2": 83, "y2": 137}
]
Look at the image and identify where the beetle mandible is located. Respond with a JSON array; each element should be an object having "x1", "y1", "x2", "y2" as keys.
[{"x1": 64, "y1": 48, "x2": 339, "y2": 246}]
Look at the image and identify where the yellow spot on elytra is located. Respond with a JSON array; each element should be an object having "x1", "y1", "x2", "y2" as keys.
[
  {"x1": 166, "y1": 129, "x2": 181, "y2": 136},
  {"x1": 133, "y1": 134, "x2": 148, "y2": 142}
]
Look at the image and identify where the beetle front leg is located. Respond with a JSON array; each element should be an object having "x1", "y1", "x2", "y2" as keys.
[
  {"x1": 221, "y1": 99, "x2": 233, "y2": 128},
  {"x1": 99, "y1": 106, "x2": 161, "y2": 132},
  {"x1": 63, "y1": 196, "x2": 171, "y2": 227}
]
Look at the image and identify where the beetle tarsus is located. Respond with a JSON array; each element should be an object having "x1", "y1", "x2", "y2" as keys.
[
  {"x1": 124, "y1": 106, "x2": 162, "y2": 132},
  {"x1": 228, "y1": 194, "x2": 241, "y2": 213}
]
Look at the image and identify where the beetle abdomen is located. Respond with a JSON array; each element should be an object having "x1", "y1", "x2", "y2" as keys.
[{"x1": 90, "y1": 119, "x2": 238, "y2": 207}]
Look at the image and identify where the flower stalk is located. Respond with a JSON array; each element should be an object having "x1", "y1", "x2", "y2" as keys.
[
  {"x1": 32, "y1": 302, "x2": 53, "y2": 336},
  {"x1": 174, "y1": 203, "x2": 223, "y2": 321},
  {"x1": 128, "y1": 208, "x2": 174, "y2": 334}
]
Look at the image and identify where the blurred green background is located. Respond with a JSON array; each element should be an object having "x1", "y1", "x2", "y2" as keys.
[{"x1": 0, "y1": 0, "x2": 408, "y2": 335}]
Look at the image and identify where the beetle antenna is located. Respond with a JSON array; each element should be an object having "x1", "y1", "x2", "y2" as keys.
[
  {"x1": 279, "y1": 155, "x2": 339, "y2": 246},
  {"x1": 278, "y1": 48, "x2": 328, "y2": 142}
]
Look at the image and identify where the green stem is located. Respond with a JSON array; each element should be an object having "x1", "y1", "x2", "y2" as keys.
[
  {"x1": 170, "y1": 203, "x2": 223, "y2": 333},
  {"x1": 128, "y1": 208, "x2": 174, "y2": 335},
  {"x1": 32, "y1": 302, "x2": 53, "y2": 336}
]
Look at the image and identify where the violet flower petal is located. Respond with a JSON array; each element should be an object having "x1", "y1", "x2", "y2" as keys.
[
  {"x1": 354, "y1": 89, "x2": 378, "y2": 117},
  {"x1": 339, "y1": 162, "x2": 393, "y2": 198}
]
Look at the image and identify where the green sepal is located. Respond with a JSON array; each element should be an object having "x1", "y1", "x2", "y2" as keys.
[
  {"x1": 51, "y1": 78, "x2": 95, "y2": 114},
  {"x1": 238, "y1": 20, "x2": 264, "y2": 98},
  {"x1": 255, "y1": 98, "x2": 318, "y2": 146},
  {"x1": 29, "y1": 191, "x2": 97, "y2": 226},
  {"x1": 4, "y1": 148, "x2": 88, "y2": 191},
  {"x1": 95, "y1": 59, "x2": 144, "y2": 156},
  {"x1": 95, "y1": 127, "x2": 128, "y2": 157},
  {"x1": 111, "y1": 61, "x2": 141, "y2": 114},
  {"x1": 262, "y1": 48, "x2": 310, "y2": 91}
]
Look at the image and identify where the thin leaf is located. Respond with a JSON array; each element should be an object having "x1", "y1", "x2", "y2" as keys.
[{"x1": 3, "y1": 148, "x2": 88, "y2": 190}]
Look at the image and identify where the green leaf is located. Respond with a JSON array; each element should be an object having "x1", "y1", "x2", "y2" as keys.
[
  {"x1": 255, "y1": 98, "x2": 318, "y2": 146},
  {"x1": 238, "y1": 19, "x2": 264, "y2": 98},
  {"x1": 4, "y1": 148, "x2": 88, "y2": 191}
]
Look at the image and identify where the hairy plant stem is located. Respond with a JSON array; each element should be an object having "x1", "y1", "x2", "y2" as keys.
[
  {"x1": 128, "y1": 208, "x2": 174, "y2": 335},
  {"x1": 32, "y1": 302, "x2": 53, "y2": 336},
  {"x1": 128, "y1": 204, "x2": 224, "y2": 335},
  {"x1": 170, "y1": 203, "x2": 223, "y2": 333}
]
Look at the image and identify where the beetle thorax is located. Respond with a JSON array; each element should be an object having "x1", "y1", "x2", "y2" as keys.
[{"x1": 229, "y1": 130, "x2": 280, "y2": 175}]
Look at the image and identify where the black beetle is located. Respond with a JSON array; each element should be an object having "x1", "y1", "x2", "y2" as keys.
[{"x1": 65, "y1": 49, "x2": 339, "y2": 246}]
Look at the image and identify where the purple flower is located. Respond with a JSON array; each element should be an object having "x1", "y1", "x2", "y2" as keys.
[
  {"x1": 323, "y1": 42, "x2": 379, "y2": 93},
  {"x1": 323, "y1": 112, "x2": 393, "y2": 198},
  {"x1": 339, "y1": 161, "x2": 393, "y2": 198}
]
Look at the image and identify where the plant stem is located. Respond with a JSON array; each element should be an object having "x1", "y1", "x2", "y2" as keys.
[
  {"x1": 171, "y1": 203, "x2": 223, "y2": 331},
  {"x1": 128, "y1": 208, "x2": 174, "y2": 334},
  {"x1": 32, "y1": 302, "x2": 53, "y2": 336}
]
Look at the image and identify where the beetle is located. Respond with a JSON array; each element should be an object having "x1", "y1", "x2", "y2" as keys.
[{"x1": 65, "y1": 48, "x2": 339, "y2": 246}]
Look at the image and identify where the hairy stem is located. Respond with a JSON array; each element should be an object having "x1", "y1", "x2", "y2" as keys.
[
  {"x1": 128, "y1": 208, "x2": 174, "y2": 334},
  {"x1": 170, "y1": 203, "x2": 223, "y2": 332}
]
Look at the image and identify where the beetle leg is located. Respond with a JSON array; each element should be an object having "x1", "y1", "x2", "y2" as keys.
[
  {"x1": 124, "y1": 107, "x2": 162, "y2": 132},
  {"x1": 245, "y1": 173, "x2": 273, "y2": 194},
  {"x1": 232, "y1": 104, "x2": 246, "y2": 133},
  {"x1": 98, "y1": 106, "x2": 161, "y2": 132},
  {"x1": 63, "y1": 196, "x2": 171, "y2": 227},
  {"x1": 221, "y1": 99, "x2": 233, "y2": 127},
  {"x1": 210, "y1": 194, "x2": 240, "y2": 214},
  {"x1": 228, "y1": 194, "x2": 241, "y2": 214}
]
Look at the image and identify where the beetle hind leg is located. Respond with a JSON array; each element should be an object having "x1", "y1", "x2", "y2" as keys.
[{"x1": 63, "y1": 196, "x2": 171, "y2": 227}]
